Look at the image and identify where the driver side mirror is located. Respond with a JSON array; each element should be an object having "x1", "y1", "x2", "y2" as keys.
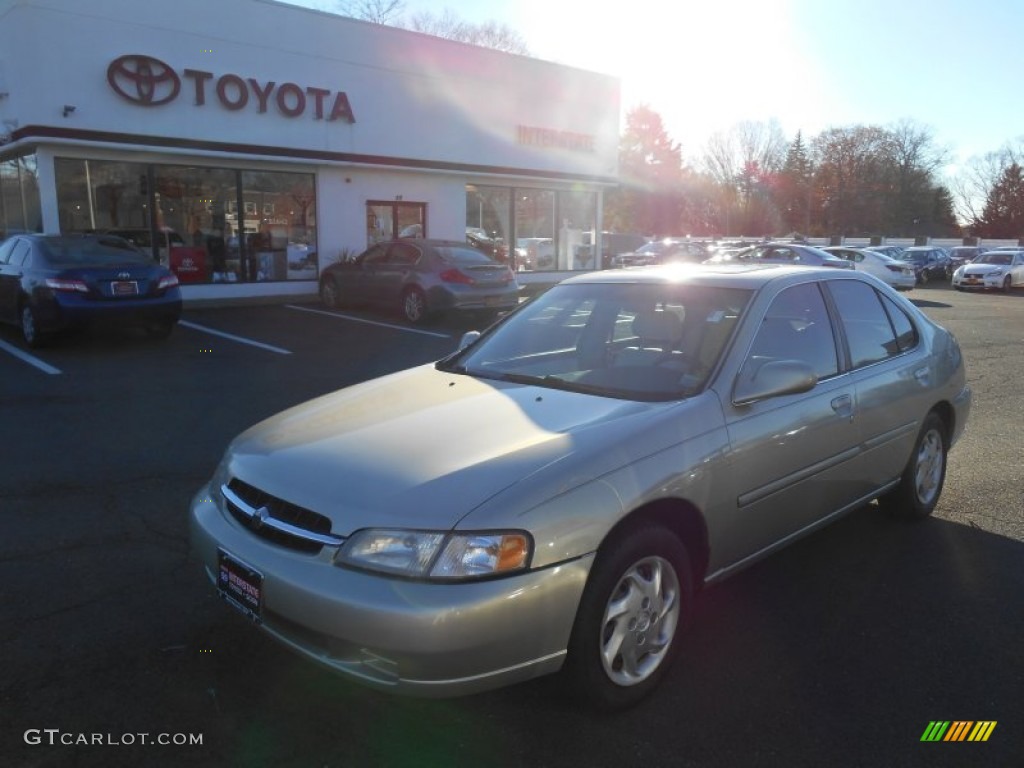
[
  {"x1": 733, "y1": 359, "x2": 817, "y2": 405},
  {"x1": 458, "y1": 330, "x2": 481, "y2": 350}
]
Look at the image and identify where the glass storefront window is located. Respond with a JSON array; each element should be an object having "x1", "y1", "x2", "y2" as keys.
[
  {"x1": 559, "y1": 189, "x2": 597, "y2": 270},
  {"x1": 54, "y1": 158, "x2": 317, "y2": 283},
  {"x1": 154, "y1": 165, "x2": 237, "y2": 282},
  {"x1": 241, "y1": 170, "x2": 318, "y2": 281},
  {"x1": 467, "y1": 185, "x2": 597, "y2": 273},
  {"x1": 1, "y1": 153, "x2": 42, "y2": 237}
]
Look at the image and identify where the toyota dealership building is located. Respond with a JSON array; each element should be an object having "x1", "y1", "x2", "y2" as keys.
[{"x1": 0, "y1": 0, "x2": 620, "y2": 301}]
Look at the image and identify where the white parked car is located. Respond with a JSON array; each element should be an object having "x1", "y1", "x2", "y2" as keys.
[
  {"x1": 952, "y1": 250, "x2": 1024, "y2": 291},
  {"x1": 823, "y1": 247, "x2": 916, "y2": 291}
]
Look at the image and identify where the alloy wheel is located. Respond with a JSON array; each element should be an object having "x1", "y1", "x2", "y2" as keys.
[{"x1": 598, "y1": 555, "x2": 681, "y2": 687}]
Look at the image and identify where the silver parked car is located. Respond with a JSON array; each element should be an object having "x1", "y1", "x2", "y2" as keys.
[
  {"x1": 319, "y1": 238, "x2": 520, "y2": 323},
  {"x1": 190, "y1": 264, "x2": 970, "y2": 709},
  {"x1": 706, "y1": 242, "x2": 855, "y2": 270},
  {"x1": 823, "y1": 246, "x2": 916, "y2": 291}
]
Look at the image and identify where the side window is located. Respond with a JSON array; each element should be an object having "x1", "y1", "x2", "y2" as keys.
[
  {"x1": 827, "y1": 280, "x2": 902, "y2": 367},
  {"x1": 388, "y1": 243, "x2": 420, "y2": 266},
  {"x1": 9, "y1": 241, "x2": 31, "y2": 267},
  {"x1": 0, "y1": 239, "x2": 15, "y2": 264},
  {"x1": 745, "y1": 282, "x2": 838, "y2": 380},
  {"x1": 879, "y1": 294, "x2": 918, "y2": 352},
  {"x1": 361, "y1": 244, "x2": 388, "y2": 266}
]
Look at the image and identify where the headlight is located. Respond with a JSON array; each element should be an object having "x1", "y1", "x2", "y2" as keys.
[
  {"x1": 336, "y1": 529, "x2": 532, "y2": 580},
  {"x1": 953, "y1": 266, "x2": 964, "y2": 278}
]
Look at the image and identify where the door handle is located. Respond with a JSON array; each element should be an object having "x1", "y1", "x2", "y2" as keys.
[
  {"x1": 831, "y1": 394, "x2": 854, "y2": 421},
  {"x1": 913, "y1": 366, "x2": 931, "y2": 386}
]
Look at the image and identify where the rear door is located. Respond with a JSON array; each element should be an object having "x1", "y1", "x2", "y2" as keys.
[
  {"x1": 375, "y1": 241, "x2": 421, "y2": 305},
  {"x1": 824, "y1": 280, "x2": 934, "y2": 490},
  {"x1": 0, "y1": 238, "x2": 29, "y2": 323}
]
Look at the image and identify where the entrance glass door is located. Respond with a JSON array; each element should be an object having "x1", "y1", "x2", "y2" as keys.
[{"x1": 367, "y1": 201, "x2": 426, "y2": 244}]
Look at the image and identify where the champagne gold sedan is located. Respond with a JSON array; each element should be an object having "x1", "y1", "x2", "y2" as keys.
[{"x1": 191, "y1": 263, "x2": 970, "y2": 710}]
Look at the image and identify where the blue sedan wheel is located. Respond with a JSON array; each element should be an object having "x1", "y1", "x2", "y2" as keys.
[{"x1": 20, "y1": 304, "x2": 43, "y2": 348}]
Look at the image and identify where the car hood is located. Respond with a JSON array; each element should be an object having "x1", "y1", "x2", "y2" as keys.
[
  {"x1": 962, "y1": 264, "x2": 1005, "y2": 275},
  {"x1": 223, "y1": 364, "x2": 662, "y2": 533}
]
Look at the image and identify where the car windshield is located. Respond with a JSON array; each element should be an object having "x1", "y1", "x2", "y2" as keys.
[
  {"x1": 40, "y1": 238, "x2": 152, "y2": 266},
  {"x1": 440, "y1": 282, "x2": 752, "y2": 401},
  {"x1": 977, "y1": 252, "x2": 1013, "y2": 265}
]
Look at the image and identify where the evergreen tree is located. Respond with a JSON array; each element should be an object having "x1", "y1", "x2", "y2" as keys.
[
  {"x1": 777, "y1": 131, "x2": 813, "y2": 234},
  {"x1": 604, "y1": 105, "x2": 684, "y2": 235},
  {"x1": 976, "y1": 163, "x2": 1024, "y2": 238}
]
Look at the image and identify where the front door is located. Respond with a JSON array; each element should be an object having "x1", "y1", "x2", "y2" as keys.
[{"x1": 719, "y1": 281, "x2": 861, "y2": 565}]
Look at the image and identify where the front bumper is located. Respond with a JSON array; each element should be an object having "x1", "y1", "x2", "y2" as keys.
[
  {"x1": 190, "y1": 486, "x2": 592, "y2": 697},
  {"x1": 953, "y1": 273, "x2": 1005, "y2": 290}
]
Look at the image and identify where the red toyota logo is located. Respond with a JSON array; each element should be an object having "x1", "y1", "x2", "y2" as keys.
[{"x1": 107, "y1": 54, "x2": 181, "y2": 106}]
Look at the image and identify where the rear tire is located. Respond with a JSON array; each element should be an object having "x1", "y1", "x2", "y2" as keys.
[
  {"x1": 563, "y1": 523, "x2": 693, "y2": 711},
  {"x1": 879, "y1": 412, "x2": 947, "y2": 519},
  {"x1": 401, "y1": 287, "x2": 429, "y2": 324},
  {"x1": 20, "y1": 304, "x2": 44, "y2": 348}
]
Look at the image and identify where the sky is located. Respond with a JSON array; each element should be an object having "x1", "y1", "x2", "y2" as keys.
[{"x1": 292, "y1": 0, "x2": 1024, "y2": 177}]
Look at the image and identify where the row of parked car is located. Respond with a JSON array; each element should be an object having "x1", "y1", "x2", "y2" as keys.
[{"x1": 610, "y1": 238, "x2": 1024, "y2": 293}]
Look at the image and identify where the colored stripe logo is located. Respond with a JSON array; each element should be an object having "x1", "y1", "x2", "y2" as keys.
[{"x1": 921, "y1": 721, "x2": 997, "y2": 742}]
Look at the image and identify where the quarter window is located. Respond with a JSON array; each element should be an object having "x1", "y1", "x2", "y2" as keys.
[{"x1": 879, "y1": 293, "x2": 918, "y2": 353}]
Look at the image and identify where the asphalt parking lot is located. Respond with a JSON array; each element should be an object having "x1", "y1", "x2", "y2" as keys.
[{"x1": 1, "y1": 286, "x2": 1022, "y2": 768}]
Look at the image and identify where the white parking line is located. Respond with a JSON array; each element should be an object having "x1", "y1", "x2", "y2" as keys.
[
  {"x1": 0, "y1": 339, "x2": 62, "y2": 375},
  {"x1": 285, "y1": 305, "x2": 452, "y2": 338},
  {"x1": 178, "y1": 321, "x2": 292, "y2": 354}
]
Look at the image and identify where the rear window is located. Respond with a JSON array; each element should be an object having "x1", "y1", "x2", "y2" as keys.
[
  {"x1": 40, "y1": 239, "x2": 151, "y2": 266},
  {"x1": 436, "y1": 246, "x2": 498, "y2": 266}
]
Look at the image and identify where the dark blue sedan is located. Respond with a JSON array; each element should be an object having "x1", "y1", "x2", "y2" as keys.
[{"x1": 0, "y1": 234, "x2": 182, "y2": 347}]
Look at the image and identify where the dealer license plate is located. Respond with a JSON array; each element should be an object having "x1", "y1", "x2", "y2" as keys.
[
  {"x1": 111, "y1": 280, "x2": 139, "y2": 296},
  {"x1": 217, "y1": 549, "x2": 263, "y2": 622}
]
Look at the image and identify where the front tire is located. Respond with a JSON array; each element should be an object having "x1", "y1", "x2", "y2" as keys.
[
  {"x1": 879, "y1": 412, "x2": 947, "y2": 519},
  {"x1": 320, "y1": 277, "x2": 343, "y2": 309},
  {"x1": 1004, "y1": 275, "x2": 1012, "y2": 293},
  {"x1": 918, "y1": 269, "x2": 929, "y2": 286},
  {"x1": 563, "y1": 523, "x2": 693, "y2": 711}
]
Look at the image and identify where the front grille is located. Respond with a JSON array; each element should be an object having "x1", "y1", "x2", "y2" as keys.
[{"x1": 224, "y1": 478, "x2": 337, "y2": 554}]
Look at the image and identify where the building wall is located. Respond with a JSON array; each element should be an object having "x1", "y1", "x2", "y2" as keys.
[{"x1": 0, "y1": 0, "x2": 620, "y2": 180}]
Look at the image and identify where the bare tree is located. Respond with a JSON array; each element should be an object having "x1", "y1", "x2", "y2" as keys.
[
  {"x1": 699, "y1": 120, "x2": 786, "y2": 234},
  {"x1": 335, "y1": 0, "x2": 405, "y2": 24},
  {"x1": 405, "y1": 10, "x2": 530, "y2": 55},
  {"x1": 951, "y1": 139, "x2": 1024, "y2": 228}
]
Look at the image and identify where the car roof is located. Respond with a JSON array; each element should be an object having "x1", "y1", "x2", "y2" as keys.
[{"x1": 560, "y1": 262, "x2": 861, "y2": 291}]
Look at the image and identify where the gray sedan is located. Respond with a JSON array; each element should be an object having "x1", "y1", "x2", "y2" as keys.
[
  {"x1": 190, "y1": 264, "x2": 970, "y2": 709},
  {"x1": 319, "y1": 238, "x2": 520, "y2": 323}
]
